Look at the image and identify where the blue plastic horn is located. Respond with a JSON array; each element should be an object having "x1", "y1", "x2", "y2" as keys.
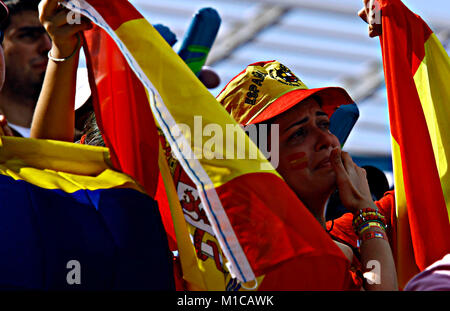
[{"x1": 177, "y1": 8, "x2": 221, "y2": 76}]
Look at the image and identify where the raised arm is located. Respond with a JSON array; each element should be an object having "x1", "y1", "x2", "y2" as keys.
[
  {"x1": 358, "y1": 0, "x2": 450, "y2": 288},
  {"x1": 358, "y1": 0, "x2": 382, "y2": 38},
  {"x1": 330, "y1": 147, "x2": 398, "y2": 290},
  {"x1": 30, "y1": 0, "x2": 91, "y2": 141}
]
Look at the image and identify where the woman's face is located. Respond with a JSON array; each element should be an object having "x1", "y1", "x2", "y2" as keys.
[{"x1": 272, "y1": 98, "x2": 340, "y2": 205}]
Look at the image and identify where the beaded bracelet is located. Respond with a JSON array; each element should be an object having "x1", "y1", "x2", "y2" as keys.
[
  {"x1": 353, "y1": 208, "x2": 386, "y2": 226},
  {"x1": 358, "y1": 221, "x2": 386, "y2": 235},
  {"x1": 353, "y1": 208, "x2": 386, "y2": 232}
]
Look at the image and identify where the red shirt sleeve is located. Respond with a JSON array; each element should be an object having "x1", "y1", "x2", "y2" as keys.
[{"x1": 374, "y1": 190, "x2": 397, "y2": 251}]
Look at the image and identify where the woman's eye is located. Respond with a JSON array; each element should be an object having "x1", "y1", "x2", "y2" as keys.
[
  {"x1": 319, "y1": 121, "x2": 331, "y2": 129},
  {"x1": 289, "y1": 128, "x2": 306, "y2": 140}
]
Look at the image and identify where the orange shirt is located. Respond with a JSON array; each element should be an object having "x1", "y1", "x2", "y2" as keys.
[{"x1": 327, "y1": 190, "x2": 396, "y2": 250}]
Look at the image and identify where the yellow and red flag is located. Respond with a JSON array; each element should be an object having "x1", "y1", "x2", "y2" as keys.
[
  {"x1": 378, "y1": 0, "x2": 450, "y2": 286},
  {"x1": 79, "y1": 5, "x2": 160, "y2": 201},
  {"x1": 67, "y1": 0, "x2": 354, "y2": 290}
]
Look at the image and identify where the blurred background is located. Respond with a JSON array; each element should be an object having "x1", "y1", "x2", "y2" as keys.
[{"x1": 123, "y1": 0, "x2": 450, "y2": 187}]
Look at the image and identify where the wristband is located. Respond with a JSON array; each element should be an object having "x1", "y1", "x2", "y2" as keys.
[
  {"x1": 357, "y1": 229, "x2": 388, "y2": 247},
  {"x1": 359, "y1": 230, "x2": 387, "y2": 243},
  {"x1": 358, "y1": 221, "x2": 386, "y2": 235}
]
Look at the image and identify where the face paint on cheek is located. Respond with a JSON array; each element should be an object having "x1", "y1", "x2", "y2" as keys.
[{"x1": 287, "y1": 152, "x2": 308, "y2": 170}]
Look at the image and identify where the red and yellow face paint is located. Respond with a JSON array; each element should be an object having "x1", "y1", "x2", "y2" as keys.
[{"x1": 287, "y1": 152, "x2": 308, "y2": 170}]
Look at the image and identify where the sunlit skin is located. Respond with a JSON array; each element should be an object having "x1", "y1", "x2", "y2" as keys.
[
  {"x1": 271, "y1": 97, "x2": 340, "y2": 226},
  {"x1": 31, "y1": 0, "x2": 92, "y2": 141}
]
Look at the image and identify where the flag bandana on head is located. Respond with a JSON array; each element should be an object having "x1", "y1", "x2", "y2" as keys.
[
  {"x1": 63, "y1": 0, "x2": 351, "y2": 290},
  {"x1": 377, "y1": 0, "x2": 450, "y2": 287}
]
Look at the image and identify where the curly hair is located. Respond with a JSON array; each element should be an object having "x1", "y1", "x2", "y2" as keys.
[{"x1": 82, "y1": 111, "x2": 105, "y2": 147}]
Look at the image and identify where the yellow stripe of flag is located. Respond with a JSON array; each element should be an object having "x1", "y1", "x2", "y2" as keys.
[
  {"x1": 115, "y1": 19, "x2": 280, "y2": 188},
  {"x1": 0, "y1": 137, "x2": 143, "y2": 193},
  {"x1": 413, "y1": 33, "x2": 450, "y2": 220}
]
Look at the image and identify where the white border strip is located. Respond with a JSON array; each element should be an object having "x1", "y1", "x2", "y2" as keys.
[{"x1": 63, "y1": 0, "x2": 255, "y2": 283}]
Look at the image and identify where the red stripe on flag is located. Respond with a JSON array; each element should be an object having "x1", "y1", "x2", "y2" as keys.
[
  {"x1": 379, "y1": 1, "x2": 432, "y2": 76},
  {"x1": 82, "y1": 26, "x2": 159, "y2": 199},
  {"x1": 379, "y1": 0, "x2": 450, "y2": 270},
  {"x1": 84, "y1": 0, "x2": 143, "y2": 31},
  {"x1": 215, "y1": 172, "x2": 349, "y2": 284}
]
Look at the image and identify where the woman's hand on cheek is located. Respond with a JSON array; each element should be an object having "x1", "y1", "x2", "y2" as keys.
[{"x1": 330, "y1": 147, "x2": 378, "y2": 213}]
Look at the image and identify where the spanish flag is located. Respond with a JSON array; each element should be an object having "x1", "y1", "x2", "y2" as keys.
[
  {"x1": 68, "y1": 0, "x2": 352, "y2": 290},
  {"x1": 81, "y1": 22, "x2": 178, "y2": 251},
  {"x1": 379, "y1": 0, "x2": 450, "y2": 287},
  {"x1": 0, "y1": 136, "x2": 173, "y2": 289}
]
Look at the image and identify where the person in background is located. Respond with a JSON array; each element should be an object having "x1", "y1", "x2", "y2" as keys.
[
  {"x1": 403, "y1": 254, "x2": 450, "y2": 291},
  {"x1": 0, "y1": 0, "x2": 51, "y2": 137}
]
